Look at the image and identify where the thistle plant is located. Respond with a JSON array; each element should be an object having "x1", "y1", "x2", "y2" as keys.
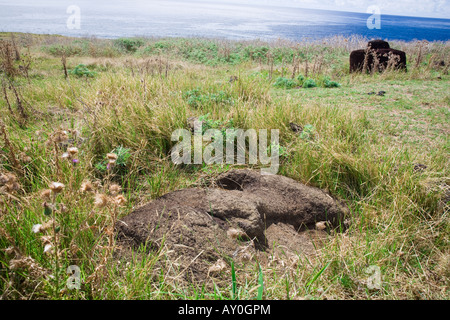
[
  {"x1": 33, "y1": 181, "x2": 66, "y2": 294},
  {"x1": 85, "y1": 175, "x2": 127, "y2": 287}
]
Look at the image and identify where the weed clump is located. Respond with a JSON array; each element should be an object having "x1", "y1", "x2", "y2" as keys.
[
  {"x1": 69, "y1": 64, "x2": 96, "y2": 78},
  {"x1": 114, "y1": 38, "x2": 144, "y2": 53},
  {"x1": 183, "y1": 88, "x2": 233, "y2": 108},
  {"x1": 322, "y1": 77, "x2": 341, "y2": 88},
  {"x1": 273, "y1": 77, "x2": 298, "y2": 89},
  {"x1": 299, "y1": 124, "x2": 316, "y2": 140},
  {"x1": 44, "y1": 44, "x2": 82, "y2": 57},
  {"x1": 273, "y1": 75, "x2": 337, "y2": 89},
  {"x1": 95, "y1": 146, "x2": 131, "y2": 177},
  {"x1": 302, "y1": 78, "x2": 317, "y2": 88}
]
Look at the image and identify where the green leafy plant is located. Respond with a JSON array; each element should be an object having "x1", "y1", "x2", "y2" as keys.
[
  {"x1": 183, "y1": 88, "x2": 203, "y2": 108},
  {"x1": 69, "y1": 64, "x2": 96, "y2": 78},
  {"x1": 44, "y1": 44, "x2": 82, "y2": 57},
  {"x1": 302, "y1": 78, "x2": 317, "y2": 88},
  {"x1": 323, "y1": 77, "x2": 341, "y2": 88},
  {"x1": 248, "y1": 46, "x2": 269, "y2": 61},
  {"x1": 114, "y1": 38, "x2": 144, "y2": 53},
  {"x1": 300, "y1": 124, "x2": 316, "y2": 140},
  {"x1": 267, "y1": 142, "x2": 288, "y2": 158},
  {"x1": 95, "y1": 146, "x2": 131, "y2": 174},
  {"x1": 198, "y1": 113, "x2": 235, "y2": 137},
  {"x1": 273, "y1": 77, "x2": 298, "y2": 89},
  {"x1": 183, "y1": 89, "x2": 233, "y2": 108}
]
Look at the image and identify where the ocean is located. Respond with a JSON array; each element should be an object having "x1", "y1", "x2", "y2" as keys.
[{"x1": 0, "y1": 0, "x2": 449, "y2": 42}]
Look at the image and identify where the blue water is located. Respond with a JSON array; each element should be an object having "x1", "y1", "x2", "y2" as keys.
[{"x1": 0, "y1": 0, "x2": 449, "y2": 42}]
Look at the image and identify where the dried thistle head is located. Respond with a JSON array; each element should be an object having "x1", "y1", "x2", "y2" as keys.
[
  {"x1": 0, "y1": 173, "x2": 16, "y2": 185},
  {"x1": 4, "y1": 181, "x2": 20, "y2": 193},
  {"x1": 207, "y1": 259, "x2": 227, "y2": 276},
  {"x1": 42, "y1": 219, "x2": 55, "y2": 230},
  {"x1": 33, "y1": 219, "x2": 56, "y2": 234},
  {"x1": 19, "y1": 152, "x2": 32, "y2": 163},
  {"x1": 43, "y1": 243, "x2": 53, "y2": 254},
  {"x1": 6, "y1": 173, "x2": 17, "y2": 184},
  {"x1": 109, "y1": 184, "x2": 121, "y2": 196},
  {"x1": 8, "y1": 255, "x2": 47, "y2": 278},
  {"x1": 49, "y1": 182, "x2": 65, "y2": 194},
  {"x1": 227, "y1": 228, "x2": 248, "y2": 240},
  {"x1": 32, "y1": 224, "x2": 43, "y2": 234},
  {"x1": 107, "y1": 153, "x2": 118, "y2": 161},
  {"x1": 9, "y1": 257, "x2": 32, "y2": 271},
  {"x1": 0, "y1": 173, "x2": 20, "y2": 193},
  {"x1": 80, "y1": 180, "x2": 94, "y2": 193},
  {"x1": 94, "y1": 193, "x2": 109, "y2": 208},
  {"x1": 68, "y1": 129, "x2": 80, "y2": 138},
  {"x1": 92, "y1": 180, "x2": 102, "y2": 189},
  {"x1": 315, "y1": 221, "x2": 329, "y2": 231},
  {"x1": 113, "y1": 194, "x2": 127, "y2": 206},
  {"x1": 0, "y1": 174, "x2": 9, "y2": 185},
  {"x1": 4, "y1": 246, "x2": 20, "y2": 257},
  {"x1": 67, "y1": 147, "x2": 79, "y2": 157},
  {"x1": 106, "y1": 153, "x2": 118, "y2": 166},
  {"x1": 42, "y1": 201, "x2": 55, "y2": 212},
  {"x1": 40, "y1": 189, "x2": 52, "y2": 201},
  {"x1": 52, "y1": 130, "x2": 69, "y2": 144}
]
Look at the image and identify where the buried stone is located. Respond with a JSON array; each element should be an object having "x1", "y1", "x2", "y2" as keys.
[{"x1": 116, "y1": 170, "x2": 348, "y2": 279}]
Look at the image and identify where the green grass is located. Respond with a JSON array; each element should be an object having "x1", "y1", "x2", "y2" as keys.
[{"x1": 0, "y1": 33, "x2": 448, "y2": 300}]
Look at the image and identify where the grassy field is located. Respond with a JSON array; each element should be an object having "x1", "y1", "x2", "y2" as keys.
[{"x1": 0, "y1": 32, "x2": 448, "y2": 300}]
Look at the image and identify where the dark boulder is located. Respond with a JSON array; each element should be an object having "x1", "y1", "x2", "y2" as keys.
[
  {"x1": 349, "y1": 49, "x2": 366, "y2": 73},
  {"x1": 368, "y1": 39, "x2": 390, "y2": 50},
  {"x1": 350, "y1": 40, "x2": 407, "y2": 73}
]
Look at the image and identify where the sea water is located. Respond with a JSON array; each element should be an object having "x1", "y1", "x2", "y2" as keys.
[{"x1": 0, "y1": 0, "x2": 449, "y2": 41}]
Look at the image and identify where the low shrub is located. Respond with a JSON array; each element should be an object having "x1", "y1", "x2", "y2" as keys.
[
  {"x1": 323, "y1": 77, "x2": 341, "y2": 88},
  {"x1": 69, "y1": 64, "x2": 96, "y2": 77},
  {"x1": 114, "y1": 38, "x2": 145, "y2": 53},
  {"x1": 273, "y1": 77, "x2": 298, "y2": 89},
  {"x1": 302, "y1": 78, "x2": 317, "y2": 88}
]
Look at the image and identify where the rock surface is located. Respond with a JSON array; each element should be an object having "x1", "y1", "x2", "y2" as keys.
[
  {"x1": 350, "y1": 40, "x2": 407, "y2": 73},
  {"x1": 116, "y1": 169, "x2": 348, "y2": 280}
]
